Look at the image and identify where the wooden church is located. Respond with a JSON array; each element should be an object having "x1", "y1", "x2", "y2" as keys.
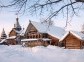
[{"x1": 7, "y1": 17, "x2": 23, "y2": 45}]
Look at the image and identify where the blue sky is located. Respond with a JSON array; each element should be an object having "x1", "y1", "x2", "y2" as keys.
[
  {"x1": 0, "y1": 0, "x2": 84, "y2": 36},
  {"x1": 0, "y1": 10, "x2": 83, "y2": 35}
]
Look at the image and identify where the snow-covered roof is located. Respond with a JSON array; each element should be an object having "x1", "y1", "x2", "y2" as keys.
[
  {"x1": 21, "y1": 38, "x2": 51, "y2": 42},
  {"x1": 47, "y1": 26, "x2": 65, "y2": 39},
  {"x1": 21, "y1": 39, "x2": 38, "y2": 42},
  {"x1": 29, "y1": 21, "x2": 65, "y2": 39},
  {"x1": 0, "y1": 39, "x2": 6, "y2": 43},
  {"x1": 13, "y1": 28, "x2": 25, "y2": 36},
  {"x1": 7, "y1": 36, "x2": 16, "y2": 39},
  {"x1": 59, "y1": 31, "x2": 84, "y2": 41},
  {"x1": 72, "y1": 31, "x2": 84, "y2": 40},
  {"x1": 42, "y1": 38, "x2": 51, "y2": 41},
  {"x1": 59, "y1": 31, "x2": 69, "y2": 41}
]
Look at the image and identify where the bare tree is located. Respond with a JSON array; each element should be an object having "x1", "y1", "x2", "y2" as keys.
[{"x1": 0, "y1": 0, "x2": 84, "y2": 27}]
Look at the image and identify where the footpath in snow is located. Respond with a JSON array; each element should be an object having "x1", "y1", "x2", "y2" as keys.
[{"x1": 0, "y1": 45, "x2": 84, "y2": 62}]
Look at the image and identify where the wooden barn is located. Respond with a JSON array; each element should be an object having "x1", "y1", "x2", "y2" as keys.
[
  {"x1": 21, "y1": 20, "x2": 65, "y2": 47},
  {"x1": 59, "y1": 31, "x2": 84, "y2": 49}
]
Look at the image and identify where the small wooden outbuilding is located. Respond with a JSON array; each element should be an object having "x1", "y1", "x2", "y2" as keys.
[{"x1": 59, "y1": 31, "x2": 84, "y2": 49}]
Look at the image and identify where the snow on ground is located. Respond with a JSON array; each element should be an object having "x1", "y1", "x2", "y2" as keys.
[{"x1": 0, "y1": 45, "x2": 84, "y2": 62}]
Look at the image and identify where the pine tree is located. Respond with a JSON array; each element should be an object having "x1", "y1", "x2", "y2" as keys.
[{"x1": 1, "y1": 29, "x2": 7, "y2": 39}]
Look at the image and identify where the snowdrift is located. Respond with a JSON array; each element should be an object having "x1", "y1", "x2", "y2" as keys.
[{"x1": 0, "y1": 45, "x2": 84, "y2": 62}]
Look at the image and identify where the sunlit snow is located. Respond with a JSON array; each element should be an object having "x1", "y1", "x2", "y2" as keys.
[{"x1": 0, "y1": 45, "x2": 84, "y2": 62}]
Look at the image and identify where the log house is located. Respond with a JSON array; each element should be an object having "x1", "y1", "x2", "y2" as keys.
[
  {"x1": 60, "y1": 31, "x2": 84, "y2": 49},
  {"x1": 22, "y1": 20, "x2": 65, "y2": 47}
]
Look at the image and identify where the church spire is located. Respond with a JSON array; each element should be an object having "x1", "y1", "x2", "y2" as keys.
[
  {"x1": 14, "y1": 15, "x2": 22, "y2": 31},
  {"x1": 1, "y1": 28, "x2": 7, "y2": 39}
]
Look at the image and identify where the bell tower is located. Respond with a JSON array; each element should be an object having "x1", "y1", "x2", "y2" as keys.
[{"x1": 14, "y1": 14, "x2": 22, "y2": 31}]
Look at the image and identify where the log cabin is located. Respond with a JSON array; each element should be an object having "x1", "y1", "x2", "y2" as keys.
[
  {"x1": 59, "y1": 31, "x2": 84, "y2": 49},
  {"x1": 21, "y1": 20, "x2": 65, "y2": 47}
]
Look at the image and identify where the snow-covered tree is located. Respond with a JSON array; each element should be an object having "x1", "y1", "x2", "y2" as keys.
[{"x1": 1, "y1": 29, "x2": 7, "y2": 39}]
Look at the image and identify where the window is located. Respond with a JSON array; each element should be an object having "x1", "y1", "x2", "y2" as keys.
[
  {"x1": 47, "y1": 41, "x2": 50, "y2": 44},
  {"x1": 43, "y1": 33, "x2": 48, "y2": 38}
]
